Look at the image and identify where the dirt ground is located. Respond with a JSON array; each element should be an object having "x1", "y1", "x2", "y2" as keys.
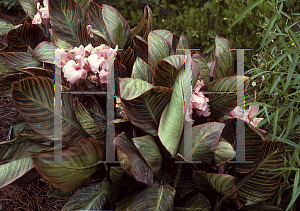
[{"x1": 0, "y1": 6, "x2": 70, "y2": 211}]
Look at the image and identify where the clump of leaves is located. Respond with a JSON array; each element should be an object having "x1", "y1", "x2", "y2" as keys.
[{"x1": 0, "y1": 1, "x2": 286, "y2": 210}]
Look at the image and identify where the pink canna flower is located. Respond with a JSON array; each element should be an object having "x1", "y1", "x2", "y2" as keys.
[
  {"x1": 32, "y1": 12, "x2": 42, "y2": 24},
  {"x1": 63, "y1": 55, "x2": 87, "y2": 84},
  {"x1": 32, "y1": 0, "x2": 49, "y2": 24},
  {"x1": 86, "y1": 25, "x2": 94, "y2": 38}
]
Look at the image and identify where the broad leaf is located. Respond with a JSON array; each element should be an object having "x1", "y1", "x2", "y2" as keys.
[
  {"x1": 102, "y1": 4, "x2": 131, "y2": 50},
  {"x1": 148, "y1": 31, "x2": 171, "y2": 70},
  {"x1": 119, "y1": 78, "x2": 171, "y2": 135},
  {"x1": 0, "y1": 134, "x2": 51, "y2": 163},
  {"x1": 115, "y1": 132, "x2": 154, "y2": 185},
  {"x1": 135, "y1": 34, "x2": 148, "y2": 63},
  {"x1": 179, "y1": 123, "x2": 225, "y2": 164},
  {"x1": 153, "y1": 55, "x2": 185, "y2": 88},
  {"x1": 0, "y1": 73, "x2": 31, "y2": 95},
  {"x1": 132, "y1": 135, "x2": 162, "y2": 178},
  {"x1": 49, "y1": 0, "x2": 84, "y2": 47},
  {"x1": 32, "y1": 137, "x2": 105, "y2": 192},
  {"x1": 131, "y1": 5, "x2": 153, "y2": 40},
  {"x1": 110, "y1": 166, "x2": 145, "y2": 187},
  {"x1": 161, "y1": 154, "x2": 197, "y2": 198},
  {"x1": 158, "y1": 70, "x2": 185, "y2": 156},
  {"x1": 12, "y1": 76, "x2": 88, "y2": 145},
  {"x1": 174, "y1": 192, "x2": 211, "y2": 211},
  {"x1": 236, "y1": 140, "x2": 286, "y2": 205},
  {"x1": 192, "y1": 53, "x2": 210, "y2": 84},
  {"x1": 0, "y1": 157, "x2": 35, "y2": 188},
  {"x1": 131, "y1": 56, "x2": 152, "y2": 84},
  {"x1": 100, "y1": 177, "x2": 121, "y2": 208},
  {"x1": 77, "y1": 20, "x2": 95, "y2": 47},
  {"x1": 176, "y1": 32, "x2": 191, "y2": 55},
  {"x1": 210, "y1": 35, "x2": 234, "y2": 81},
  {"x1": 193, "y1": 171, "x2": 242, "y2": 209},
  {"x1": 0, "y1": 20, "x2": 13, "y2": 35},
  {"x1": 19, "y1": 0, "x2": 37, "y2": 19},
  {"x1": 74, "y1": 98, "x2": 105, "y2": 142},
  {"x1": 127, "y1": 181, "x2": 175, "y2": 211},
  {"x1": 33, "y1": 41, "x2": 59, "y2": 64},
  {"x1": 202, "y1": 76, "x2": 251, "y2": 119},
  {"x1": 222, "y1": 118, "x2": 264, "y2": 173},
  {"x1": 88, "y1": 2, "x2": 111, "y2": 45},
  {"x1": 214, "y1": 137, "x2": 236, "y2": 166},
  {"x1": 0, "y1": 52, "x2": 42, "y2": 70}
]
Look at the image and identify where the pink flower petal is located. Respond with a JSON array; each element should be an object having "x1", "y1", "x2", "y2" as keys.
[{"x1": 32, "y1": 12, "x2": 42, "y2": 24}]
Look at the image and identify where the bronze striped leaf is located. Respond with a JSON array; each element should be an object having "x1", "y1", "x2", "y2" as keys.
[
  {"x1": 192, "y1": 53, "x2": 210, "y2": 84},
  {"x1": 88, "y1": 2, "x2": 111, "y2": 46},
  {"x1": 0, "y1": 20, "x2": 13, "y2": 35},
  {"x1": 77, "y1": 20, "x2": 94, "y2": 47},
  {"x1": 115, "y1": 132, "x2": 155, "y2": 186},
  {"x1": 175, "y1": 32, "x2": 191, "y2": 55},
  {"x1": 49, "y1": 0, "x2": 84, "y2": 47},
  {"x1": 32, "y1": 137, "x2": 105, "y2": 192},
  {"x1": 202, "y1": 76, "x2": 251, "y2": 120},
  {"x1": 210, "y1": 35, "x2": 234, "y2": 81},
  {"x1": 127, "y1": 181, "x2": 175, "y2": 211},
  {"x1": 0, "y1": 52, "x2": 42, "y2": 70},
  {"x1": 61, "y1": 181, "x2": 108, "y2": 211},
  {"x1": 148, "y1": 31, "x2": 171, "y2": 70},
  {"x1": 12, "y1": 76, "x2": 89, "y2": 145},
  {"x1": 19, "y1": 0, "x2": 37, "y2": 19},
  {"x1": 153, "y1": 55, "x2": 185, "y2": 88},
  {"x1": 135, "y1": 34, "x2": 148, "y2": 63},
  {"x1": 174, "y1": 192, "x2": 211, "y2": 211},
  {"x1": 131, "y1": 5, "x2": 153, "y2": 41},
  {"x1": 161, "y1": 154, "x2": 197, "y2": 198},
  {"x1": 236, "y1": 140, "x2": 285, "y2": 205},
  {"x1": 33, "y1": 41, "x2": 59, "y2": 64},
  {"x1": 214, "y1": 137, "x2": 236, "y2": 166},
  {"x1": 131, "y1": 56, "x2": 152, "y2": 84},
  {"x1": 102, "y1": 4, "x2": 130, "y2": 50},
  {"x1": 193, "y1": 171, "x2": 242, "y2": 209},
  {"x1": 6, "y1": 28, "x2": 28, "y2": 52},
  {"x1": 119, "y1": 78, "x2": 171, "y2": 136},
  {"x1": 0, "y1": 72, "x2": 31, "y2": 95},
  {"x1": 222, "y1": 118, "x2": 265, "y2": 173}
]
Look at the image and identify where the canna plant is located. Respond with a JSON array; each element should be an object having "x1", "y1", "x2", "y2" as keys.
[{"x1": 0, "y1": 0, "x2": 286, "y2": 210}]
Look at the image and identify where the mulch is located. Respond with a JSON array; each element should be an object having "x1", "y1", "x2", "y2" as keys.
[{"x1": 0, "y1": 6, "x2": 70, "y2": 211}]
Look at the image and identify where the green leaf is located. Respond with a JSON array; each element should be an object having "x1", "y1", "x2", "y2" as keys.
[
  {"x1": 228, "y1": 0, "x2": 264, "y2": 29},
  {"x1": 148, "y1": 31, "x2": 171, "y2": 70},
  {"x1": 0, "y1": 157, "x2": 35, "y2": 188},
  {"x1": 153, "y1": 55, "x2": 185, "y2": 88},
  {"x1": 132, "y1": 135, "x2": 162, "y2": 178},
  {"x1": 33, "y1": 41, "x2": 59, "y2": 64},
  {"x1": 75, "y1": 0, "x2": 91, "y2": 21},
  {"x1": 192, "y1": 53, "x2": 210, "y2": 84},
  {"x1": 161, "y1": 154, "x2": 197, "y2": 198},
  {"x1": 19, "y1": 0, "x2": 37, "y2": 19},
  {"x1": 0, "y1": 20, "x2": 13, "y2": 35},
  {"x1": 115, "y1": 132, "x2": 155, "y2": 185},
  {"x1": 110, "y1": 166, "x2": 144, "y2": 187},
  {"x1": 222, "y1": 118, "x2": 264, "y2": 173},
  {"x1": 48, "y1": 184, "x2": 74, "y2": 198},
  {"x1": 49, "y1": 0, "x2": 84, "y2": 47},
  {"x1": 131, "y1": 5, "x2": 153, "y2": 41},
  {"x1": 236, "y1": 140, "x2": 286, "y2": 205},
  {"x1": 74, "y1": 98, "x2": 105, "y2": 142},
  {"x1": 119, "y1": 78, "x2": 171, "y2": 135},
  {"x1": 127, "y1": 181, "x2": 175, "y2": 210},
  {"x1": 176, "y1": 32, "x2": 191, "y2": 55},
  {"x1": 0, "y1": 134, "x2": 51, "y2": 163},
  {"x1": 32, "y1": 137, "x2": 105, "y2": 192},
  {"x1": 260, "y1": 14, "x2": 278, "y2": 49},
  {"x1": 102, "y1": 4, "x2": 131, "y2": 50},
  {"x1": 211, "y1": 35, "x2": 234, "y2": 81},
  {"x1": 158, "y1": 70, "x2": 184, "y2": 156},
  {"x1": 88, "y1": 2, "x2": 111, "y2": 45},
  {"x1": 202, "y1": 76, "x2": 251, "y2": 120},
  {"x1": 181, "y1": 123, "x2": 225, "y2": 164},
  {"x1": 174, "y1": 192, "x2": 211, "y2": 211},
  {"x1": 269, "y1": 54, "x2": 286, "y2": 70},
  {"x1": 131, "y1": 56, "x2": 153, "y2": 83},
  {"x1": 0, "y1": 72, "x2": 31, "y2": 96},
  {"x1": 287, "y1": 27, "x2": 300, "y2": 51},
  {"x1": 0, "y1": 52, "x2": 42, "y2": 70},
  {"x1": 100, "y1": 177, "x2": 121, "y2": 208},
  {"x1": 214, "y1": 137, "x2": 236, "y2": 166},
  {"x1": 193, "y1": 171, "x2": 242, "y2": 209},
  {"x1": 12, "y1": 76, "x2": 88, "y2": 145}
]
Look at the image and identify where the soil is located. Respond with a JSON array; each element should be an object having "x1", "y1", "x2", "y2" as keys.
[{"x1": 0, "y1": 7, "x2": 69, "y2": 211}]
